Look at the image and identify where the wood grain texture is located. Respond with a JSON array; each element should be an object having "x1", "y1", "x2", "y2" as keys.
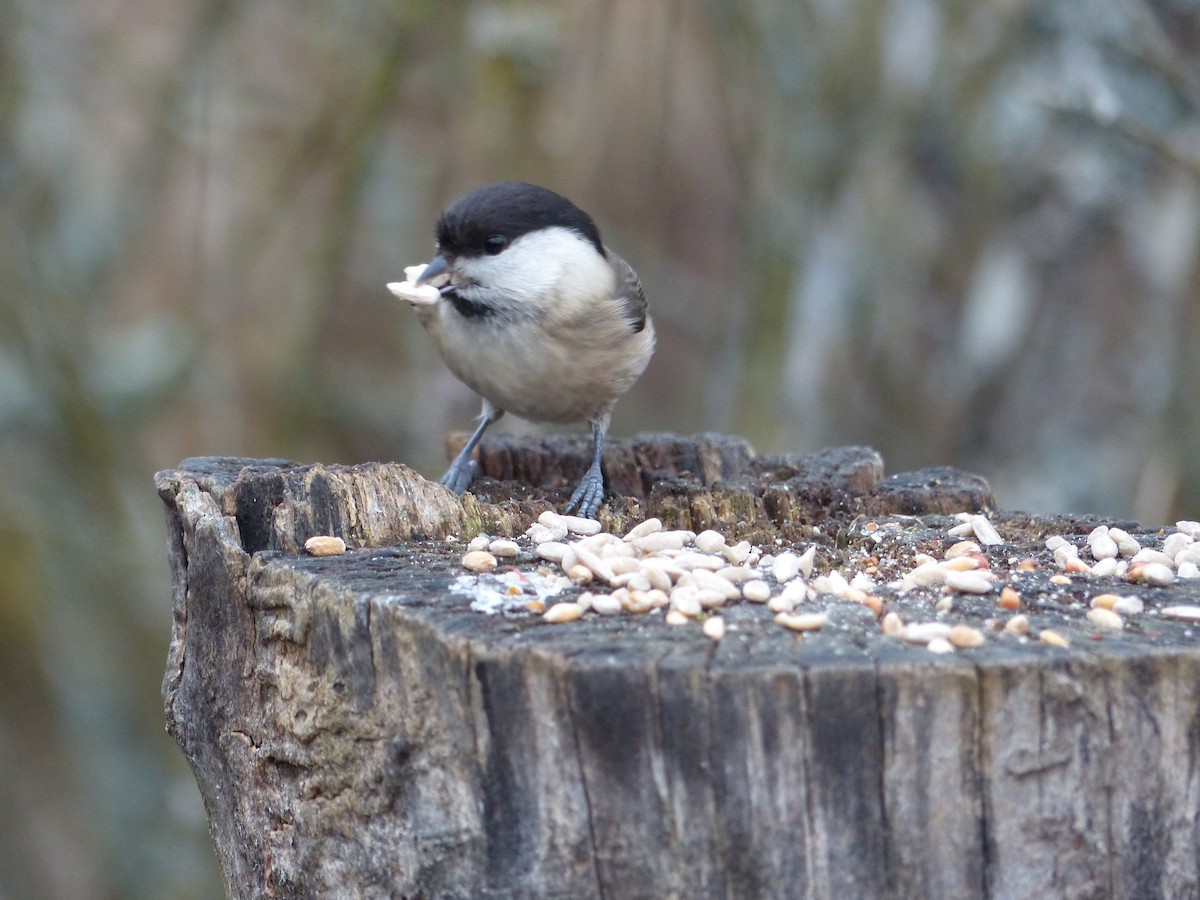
[{"x1": 155, "y1": 436, "x2": 1200, "y2": 899}]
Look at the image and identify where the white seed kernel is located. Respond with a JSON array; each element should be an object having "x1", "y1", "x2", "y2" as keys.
[
  {"x1": 971, "y1": 515, "x2": 1004, "y2": 546},
  {"x1": 693, "y1": 530, "x2": 727, "y2": 554},
  {"x1": 944, "y1": 570, "x2": 994, "y2": 594},
  {"x1": 1162, "y1": 605, "x2": 1200, "y2": 622},
  {"x1": 797, "y1": 546, "x2": 817, "y2": 578},
  {"x1": 1039, "y1": 629, "x2": 1069, "y2": 648},
  {"x1": 945, "y1": 540, "x2": 982, "y2": 559},
  {"x1": 1087, "y1": 607, "x2": 1124, "y2": 630},
  {"x1": 567, "y1": 564, "x2": 594, "y2": 585},
  {"x1": 526, "y1": 523, "x2": 568, "y2": 544},
  {"x1": 1004, "y1": 614, "x2": 1030, "y2": 636},
  {"x1": 540, "y1": 510, "x2": 602, "y2": 536},
  {"x1": 590, "y1": 593, "x2": 623, "y2": 616},
  {"x1": 631, "y1": 532, "x2": 688, "y2": 554},
  {"x1": 775, "y1": 611, "x2": 828, "y2": 632},
  {"x1": 623, "y1": 518, "x2": 663, "y2": 541},
  {"x1": 489, "y1": 539, "x2": 520, "y2": 558},
  {"x1": 1140, "y1": 562, "x2": 1175, "y2": 586},
  {"x1": 743, "y1": 580, "x2": 772, "y2": 603},
  {"x1": 1107, "y1": 527, "x2": 1140, "y2": 557},
  {"x1": 304, "y1": 535, "x2": 346, "y2": 556},
  {"x1": 772, "y1": 551, "x2": 802, "y2": 584},
  {"x1": 903, "y1": 622, "x2": 954, "y2": 644},
  {"x1": 543, "y1": 602, "x2": 583, "y2": 623},
  {"x1": 949, "y1": 624, "x2": 985, "y2": 649},
  {"x1": 462, "y1": 550, "x2": 498, "y2": 572}
]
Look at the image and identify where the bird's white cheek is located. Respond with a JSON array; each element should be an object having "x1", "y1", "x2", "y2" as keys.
[{"x1": 454, "y1": 227, "x2": 611, "y2": 309}]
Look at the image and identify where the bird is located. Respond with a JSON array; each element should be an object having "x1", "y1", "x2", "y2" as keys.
[{"x1": 389, "y1": 181, "x2": 655, "y2": 518}]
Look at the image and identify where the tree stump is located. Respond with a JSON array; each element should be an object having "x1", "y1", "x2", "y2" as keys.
[{"x1": 156, "y1": 434, "x2": 1200, "y2": 899}]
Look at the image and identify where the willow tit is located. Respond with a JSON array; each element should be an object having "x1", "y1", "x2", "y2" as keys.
[{"x1": 390, "y1": 181, "x2": 655, "y2": 518}]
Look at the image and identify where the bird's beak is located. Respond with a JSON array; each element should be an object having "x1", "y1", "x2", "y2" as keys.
[{"x1": 416, "y1": 254, "x2": 450, "y2": 285}]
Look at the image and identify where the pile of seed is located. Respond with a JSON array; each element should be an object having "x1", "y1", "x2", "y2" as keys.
[{"x1": 448, "y1": 510, "x2": 1200, "y2": 651}]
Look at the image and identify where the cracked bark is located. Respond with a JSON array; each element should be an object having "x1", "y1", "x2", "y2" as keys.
[{"x1": 156, "y1": 434, "x2": 1200, "y2": 899}]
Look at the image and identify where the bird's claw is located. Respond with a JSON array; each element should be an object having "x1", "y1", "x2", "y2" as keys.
[
  {"x1": 440, "y1": 458, "x2": 479, "y2": 495},
  {"x1": 564, "y1": 465, "x2": 605, "y2": 519}
]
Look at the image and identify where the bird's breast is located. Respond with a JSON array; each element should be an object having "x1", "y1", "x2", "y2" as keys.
[{"x1": 422, "y1": 300, "x2": 654, "y2": 424}]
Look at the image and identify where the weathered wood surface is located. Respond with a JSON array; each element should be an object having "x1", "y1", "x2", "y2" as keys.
[{"x1": 157, "y1": 434, "x2": 1200, "y2": 900}]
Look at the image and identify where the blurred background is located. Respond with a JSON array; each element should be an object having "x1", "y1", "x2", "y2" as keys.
[{"x1": 2, "y1": 0, "x2": 1198, "y2": 895}]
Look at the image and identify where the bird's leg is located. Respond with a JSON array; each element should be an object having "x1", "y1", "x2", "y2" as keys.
[
  {"x1": 565, "y1": 414, "x2": 609, "y2": 518},
  {"x1": 440, "y1": 404, "x2": 501, "y2": 494}
]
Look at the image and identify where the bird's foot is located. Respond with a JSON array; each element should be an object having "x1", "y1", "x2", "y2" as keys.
[
  {"x1": 439, "y1": 458, "x2": 479, "y2": 495},
  {"x1": 564, "y1": 463, "x2": 605, "y2": 518}
]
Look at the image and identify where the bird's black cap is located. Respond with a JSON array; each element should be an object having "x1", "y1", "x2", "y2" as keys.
[{"x1": 435, "y1": 181, "x2": 604, "y2": 258}]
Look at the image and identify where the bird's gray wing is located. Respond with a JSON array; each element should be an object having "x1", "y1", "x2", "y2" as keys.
[{"x1": 607, "y1": 249, "x2": 649, "y2": 333}]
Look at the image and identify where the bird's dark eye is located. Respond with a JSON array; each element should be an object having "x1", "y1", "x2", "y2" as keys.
[{"x1": 483, "y1": 234, "x2": 508, "y2": 255}]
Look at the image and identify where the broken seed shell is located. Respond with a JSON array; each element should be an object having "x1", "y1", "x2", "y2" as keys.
[
  {"x1": 665, "y1": 609, "x2": 689, "y2": 626},
  {"x1": 926, "y1": 637, "x2": 955, "y2": 654},
  {"x1": 881, "y1": 612, "x2": 905, "y2": 636}
]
